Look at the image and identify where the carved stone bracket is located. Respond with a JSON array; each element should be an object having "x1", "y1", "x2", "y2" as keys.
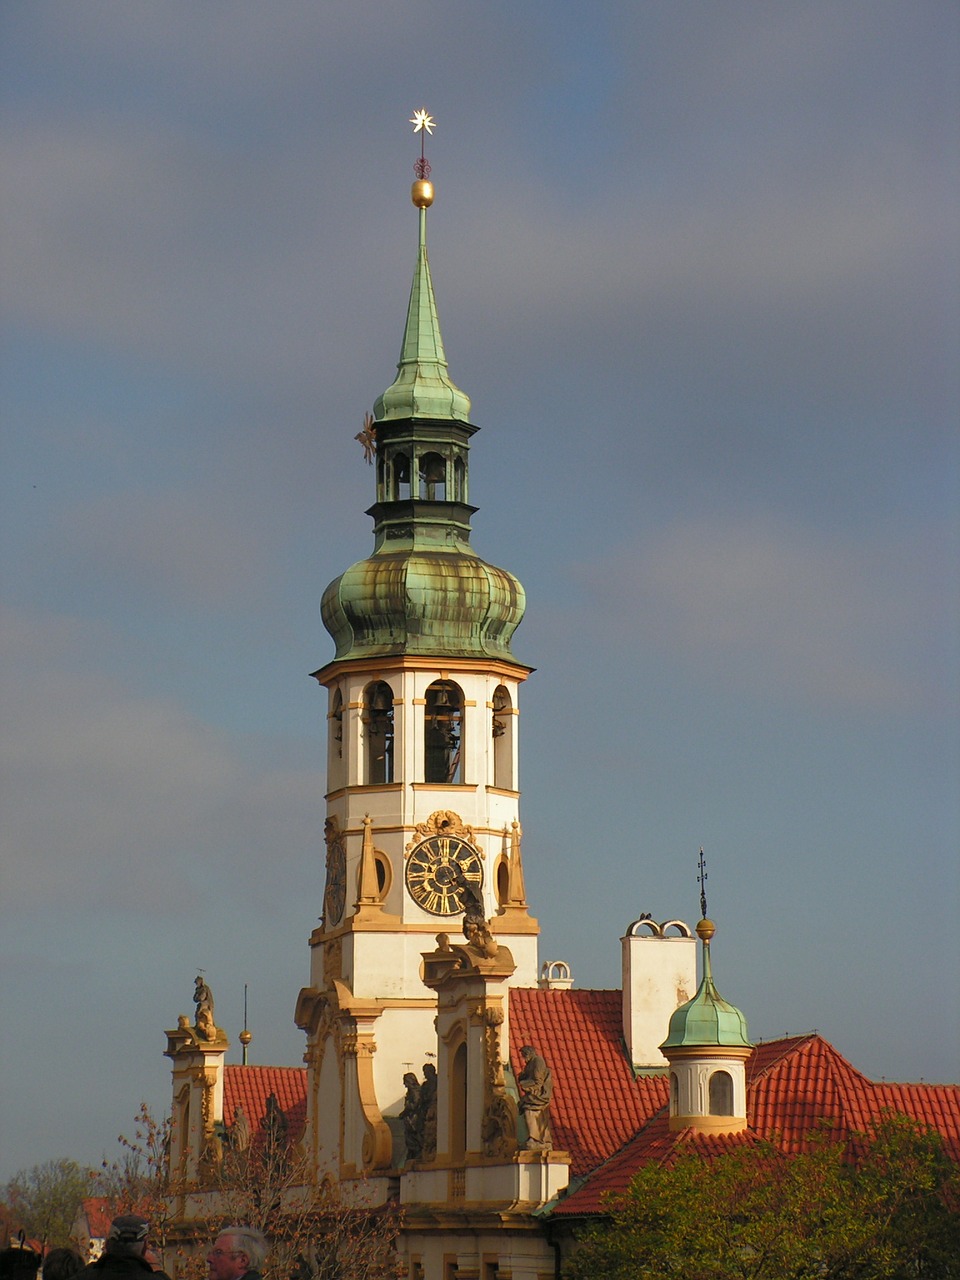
[{"x1": 481, "y1": 999, "x2": 517, "y2": 1158}]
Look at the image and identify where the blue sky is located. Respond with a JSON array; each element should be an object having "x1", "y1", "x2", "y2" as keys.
[{"x1": 1, "y1": 1, "x2": 958, "y2": 1181}]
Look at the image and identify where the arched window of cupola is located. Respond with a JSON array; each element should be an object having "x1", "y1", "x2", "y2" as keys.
[
  {"x1": 491, "y1": 685, "x2": 513, "y2": 789},
  {"x1": 424, "y1": 680, "x2": 463, "y2": 783},
  {"x1": 450, "y1": 1041, "x2": 468, "y2": 1161},
  {"x1": 670, "y1": 1072, "x2": 679, "y2": 1112},
  {"x1": 453, "y1": 456, "x2": 466, "y2": 502},
  {"x1": 419, "y1": 452, "x2": 446, "y2": 500},
  {"x1": 362, "y1": 681, "x2": 394, "y2": 784},
  {"x1": 709, "y1": 1070, "x2": 733, "y2": 1115},
  {"x1": 393, "y1": 451, "x2": 411, "y2": 500}
]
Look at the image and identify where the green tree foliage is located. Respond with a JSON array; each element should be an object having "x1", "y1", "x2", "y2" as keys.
[
  {"x1": 564, "y1": 1115, "x2": 960, "y2": 1280},
  {"x1": 3, "y1": 1159, "x2": 94, "y2": 1248}
]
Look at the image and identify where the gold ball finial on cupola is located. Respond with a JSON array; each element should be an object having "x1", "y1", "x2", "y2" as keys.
[{"x1": 410, "y1": 108, "x2": 436, "y2": 208}]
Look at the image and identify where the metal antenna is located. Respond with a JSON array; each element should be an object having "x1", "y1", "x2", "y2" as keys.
[{"x1": 698, "y1": 848, "x2": 708, "y2": 919}]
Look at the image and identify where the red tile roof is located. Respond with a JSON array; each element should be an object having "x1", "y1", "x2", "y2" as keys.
[
  {"x1": 223, "y1": 1065, "x2": 307, "y2": 1143},
  {"x1": 509, "y1": 988, "x2": 668, "y2": 1177},
  {"x1": 551, "y1": 1030, "x2": 960, "y2": 1217},
  {"x1": 77, "y1": 1199, "x2": 114, "y2": 1240}
]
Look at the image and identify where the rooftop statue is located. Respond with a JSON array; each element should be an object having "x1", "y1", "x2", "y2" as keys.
[
  {"x1": 518, "y1": 1045, "x2": 554, "y2": 1151},
  {"x1": 193, "y1": 974, "x2": 217, "y2": 1041}
]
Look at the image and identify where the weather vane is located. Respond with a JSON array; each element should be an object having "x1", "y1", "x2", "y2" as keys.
[
  {"x1": 410, "y1": 108, "x2": 436, "y2": 180},
  {"x1": 698, "y1": 847, "x2": 708, "y2": 919}
]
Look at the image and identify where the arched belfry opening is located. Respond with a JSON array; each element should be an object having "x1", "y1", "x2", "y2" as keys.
[
  {"x1": 491, "y1": 684, "x2": 513, "y2": 789},
  {"x1": 392, "y1": 450, "x2": 411, "y2": 500},
  {"x1": 424, "y1": 680, "x2": 463, "y2": 783},
  {"x1": 363, "y1": 681, "x2": 395, "y2": 784},
  {"x1": 419, "y1": 451, "x2": 446, "y2": 500},
  {"x1": 328, "y1": 687, "x2": 345, "y2": 790}
]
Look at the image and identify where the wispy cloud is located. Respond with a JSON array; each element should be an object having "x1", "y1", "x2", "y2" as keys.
[{"x1": 573, "y1": 516, "x2": 953, "y2": 712}]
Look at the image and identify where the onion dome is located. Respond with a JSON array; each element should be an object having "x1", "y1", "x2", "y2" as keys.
[
  {"x1": 322, "y1": 548, "x2": 524, "y2": 662},
  {"x1": 661, "y1": 918, "x2": 752, "y2": 1050}
]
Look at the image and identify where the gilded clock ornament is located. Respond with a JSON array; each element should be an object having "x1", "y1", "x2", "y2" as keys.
[{"x1": 405, "y1": 834, "x2": 483, "y2": 917}]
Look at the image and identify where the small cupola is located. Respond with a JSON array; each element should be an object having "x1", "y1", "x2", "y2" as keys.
[{"x1": 660, "y1": 915, "x2": 753, "y2": 1135}]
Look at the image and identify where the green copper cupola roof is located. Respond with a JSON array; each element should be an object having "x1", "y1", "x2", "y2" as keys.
[
  {"x1": 320, "y1": 114, "x2": 526, "y2": 667},
  {"x1": 373, "y1": 201, "x2": 471, "y2": 423},
  {"x1": 661, "y1": 918, "x2": 752, "y2": 1050}
]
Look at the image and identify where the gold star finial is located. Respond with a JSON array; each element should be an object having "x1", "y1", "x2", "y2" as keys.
[{"x1": 410, "y1": 109, "x2": 436, "y2": 136}]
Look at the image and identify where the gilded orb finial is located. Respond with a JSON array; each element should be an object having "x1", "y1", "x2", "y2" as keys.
[
  {"x1": 409, "y1": 107, "x2": 436, "y2": 208},
  {"x1": 696, "y1": 916, "x2": 716, "y2": 942}
]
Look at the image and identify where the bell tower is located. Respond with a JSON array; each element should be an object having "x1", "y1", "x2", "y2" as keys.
[{"x1": 296, "y1": 113, "x2": 538, "y2": 1183}]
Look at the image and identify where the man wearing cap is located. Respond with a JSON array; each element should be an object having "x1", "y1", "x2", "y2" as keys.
[
  {"x1": 80, "y1": 1216, "x2": 169, "y2": 1280},
  {"x1": 206, "y1": 1229, "x2": 267, "y2": 1280}
]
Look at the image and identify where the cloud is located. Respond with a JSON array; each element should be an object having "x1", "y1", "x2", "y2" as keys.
[
  {"x1": 0, "y1": 608, "x2": 322, "y2": 911},
  {"x1": 53, "y1": 488, "x2": 280, "y2": 609},
  {"x1": 572, "y1": 516, "x2": 953, "y2": 712}
]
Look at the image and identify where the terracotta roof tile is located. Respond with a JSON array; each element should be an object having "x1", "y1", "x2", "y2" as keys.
[
  {"x1": 509, "y1": 988, "x2": 668, "y2": 1177},
  {"x1": 77, "y1": 1199, "x2": 115, "y2": 1239},
  {"x1": 223, "y1": 1065, "x2": 307, "y2": 1143},
  {"x1": 552, "y1": 1031, "x2": 960, "y2": 1217}
]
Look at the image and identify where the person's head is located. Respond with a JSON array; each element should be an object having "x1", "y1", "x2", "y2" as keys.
[
  {"x1": 520, "y1": 1044, "x2": 536, "y2": 1062},
  {"x1": 42, "y1": 1249, "x2": 83, "y2": 1280},
  {"x1": 105, "y1": 1217, "x2": 150, "y2": 1261},
  {"x1": 0, "y1": 1247, "x2": 40, "y2": 1280},
  {"x1": 207, "y1": 1229, "x2": 267, "y2": 1280},
  {"x1": 422, "y1": 1063, "x2": 436, "y2": 1080}
]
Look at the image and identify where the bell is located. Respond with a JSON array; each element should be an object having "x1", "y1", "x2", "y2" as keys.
[{"x1": 369, "y1": 684, "x2": 392, "y2": 713}]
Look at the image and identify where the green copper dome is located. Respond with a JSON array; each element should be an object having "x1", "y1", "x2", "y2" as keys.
[
  {"x1": 661, "y1": 920, "x2": 752, "y2": 1050},
  {"x1": 322, "y1": 547, "x2": 525, "y2": 662}
]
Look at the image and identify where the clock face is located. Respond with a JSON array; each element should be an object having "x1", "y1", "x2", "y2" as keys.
[
  {"x1": 324, "y1": 836, "x2": 347, "y2": 926},
  {"x1": 405, "y1": 835, "x2": 483, "y2": 916}
]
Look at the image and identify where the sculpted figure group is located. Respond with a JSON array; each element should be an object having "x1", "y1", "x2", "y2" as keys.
[
  {"x1": 401, "y1": 1062, "x2": 438, "y2": 1162},
  {"x1": 400, "y1": 1044, "x2": 553, "y2": 1160}
]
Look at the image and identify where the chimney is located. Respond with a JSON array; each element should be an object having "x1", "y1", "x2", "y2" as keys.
[{"x1": 621, "y1": 916, "x2": 696, "y2": 1071}]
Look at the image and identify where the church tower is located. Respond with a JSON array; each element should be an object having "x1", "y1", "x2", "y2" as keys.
[{"x1": 296, "y1": 114, "x2": 539, "y2": 1183}]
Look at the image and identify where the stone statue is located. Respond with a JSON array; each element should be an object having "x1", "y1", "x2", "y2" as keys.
[
  {"x1": 263, "y1": 1092, "x2": 289, "y2": 1168},
  {"x1": 451, "y1": 862, "x2": 485, "y2": 919},
  {"x1": 517, "y1": 1044, "x2": 553, "y2": 1151},
  {"x1": 418, "y1": 1063, "x2": 438, "y2": 1160},
  {"x1": 231, "y1": 1103, "x2": 251, "y2": 1152},
  {"x1": 463, "y1": 914, "x2": 499, "y2": 959},
  {"x1": 400, "y1": 1072, "x2": 422, "y2": 1162},
  {"x1": 193, "y1": 975, "x2": 216, "y2": 1040}
]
